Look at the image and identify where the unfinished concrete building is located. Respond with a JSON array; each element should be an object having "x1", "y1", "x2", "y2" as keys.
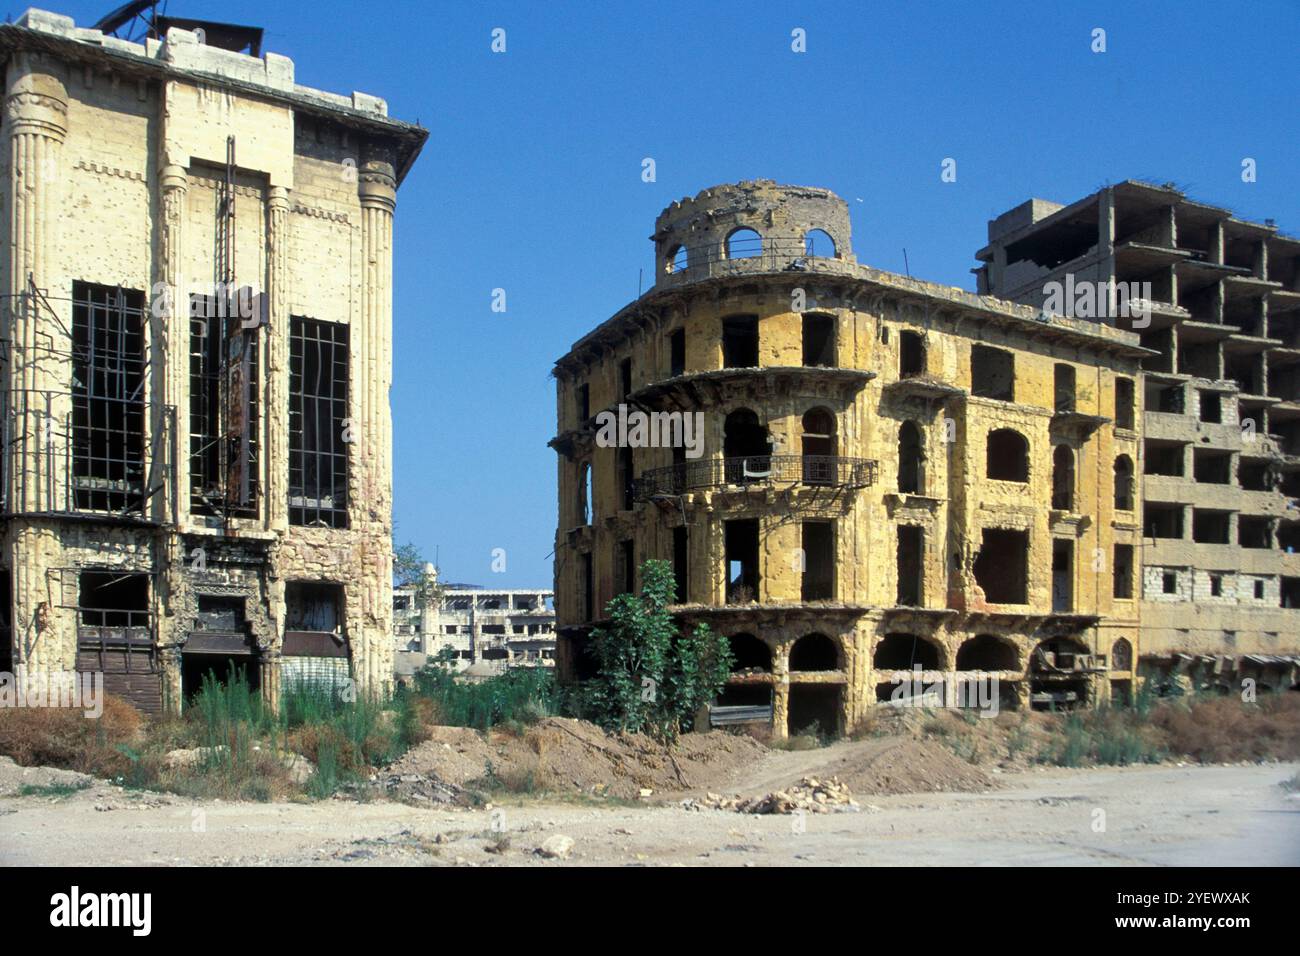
[
  {"x1": 976, "y1": 182, "x2": 1300, "y2": 695},
  {"x1": 0, "y1": 8, "x2": 425, "y2": 711},
  {"x1": 551, "y1": 180, "x2": 1148, "y2": 739}
]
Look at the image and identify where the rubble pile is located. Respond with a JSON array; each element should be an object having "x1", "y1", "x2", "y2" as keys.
[{"x1": 686, "y1": 776, "x2": 859, "y2": 814}]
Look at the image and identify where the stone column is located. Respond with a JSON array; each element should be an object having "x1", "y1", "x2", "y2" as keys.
[
  {"x1": 6, "y1": 55, "x2": 68, "y2": 690},
  {"x1": 158, "y1": 163, "x2": 187, "y2": 524},
  {"x1": 265, "y1": 185, "x2": 291, "y2": 533},
  {"x1": 353, "y1": 141, "x2": 398, "y2": 696}
]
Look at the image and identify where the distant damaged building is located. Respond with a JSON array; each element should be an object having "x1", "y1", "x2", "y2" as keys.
[{"x1": 0, "y1": 9, "x2": 425, "y2": 711}]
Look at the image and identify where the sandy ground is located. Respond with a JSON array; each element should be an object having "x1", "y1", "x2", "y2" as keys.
[{"x1": 3, "y1": 756, "x2": 1298, "y2": 867}]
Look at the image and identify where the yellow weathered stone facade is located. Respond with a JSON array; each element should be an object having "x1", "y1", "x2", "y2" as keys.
[
  {"x1": 552, "y1": 181, "x2": 1146, "y2": 738},
  {"x1": 0, "y1": 11, "x2": 424, "y2": 711}
]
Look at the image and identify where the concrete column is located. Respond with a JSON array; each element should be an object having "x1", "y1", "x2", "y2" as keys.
[
  {"x1": 158, "y1": 163, "x2": 188, "y2": 523},
  {"x1": 265, "y1": 185, "x2": 291, "y2": 533}
]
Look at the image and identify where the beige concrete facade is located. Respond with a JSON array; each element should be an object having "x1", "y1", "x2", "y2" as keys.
[
  {"x1": 977, "y1": 181, "x2": 1300, "y2": 695},
  {"x1": 551, "y1": 180, "x2": 1148, "y2": 739},
  {"x1": 0, "y1": 10, "x2": 424, "y2": 711}
]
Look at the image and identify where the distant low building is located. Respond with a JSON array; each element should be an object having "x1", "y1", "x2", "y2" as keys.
[{"x1": 393, "y1": 568, "x2": 555, "y2": 678}]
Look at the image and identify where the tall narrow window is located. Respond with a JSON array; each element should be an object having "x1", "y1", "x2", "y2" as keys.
[
  {"x1": 72, "y1": 283, "x2": 146, "y2": 514},
  {"x1": 672, "y1": 525, "x2": 689, "y2": 603},
  {"x1": 190, "y1": 293, "x2": 259, "y2": 517},
  {"x1": 669, "y1": 328, "x2": 686, "y2": 377},
  {"x1": 289, "y1": 317, "x2": 349, "y2": 527},
  {"x1": 1115, "y1": 377, "x2": 1135, "y2": 430}
]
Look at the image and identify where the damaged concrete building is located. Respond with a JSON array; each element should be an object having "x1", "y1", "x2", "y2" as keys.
[
  {"x1": 551, "y1": 180, "x2": 1148, "y2": 739},
  {"x1": 395, "y1": 581, "x2": 556, "y2": 676},
  {"x1": 976, "y1": 181, "x2": 1300, "y2": 695},
  {"x1": 0, "y1": 8, "x2": 425, "y2": 711}
]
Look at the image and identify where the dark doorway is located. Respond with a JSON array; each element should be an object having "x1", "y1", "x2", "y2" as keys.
[
  {"x1": 973, "y1": 528, "x2": 1029, "y2": 604},
  {"x1": 801, "y1": 520, "x2": 835, "y2": 601},
  {"x1": 874, "y1": 633, "x2": 942, "y2": 670},
  {"x1": 898, "y1": 421, "x2": 924, "y2": 494},
  {"x1": 789, "y1": 632, "x2": 839, "y2": 671},
  {"x1": 896, "y1": 525, "x2": 924, "y2": 606},
  {"x1": 802, "y1": 314, "x2": 835, "y2": 367},
  {"x1": 787, "y1": 684, "x2": 841, "y2": 739},
  {"x1": 182, "y1": 653, "x2": 259, "y2": 705},
  {"x1": 725, "y1": 519, "x2": 760, "y2": 604},
  {"x1": 722, "y1": 315, "x2": 759, "y2": 368}
]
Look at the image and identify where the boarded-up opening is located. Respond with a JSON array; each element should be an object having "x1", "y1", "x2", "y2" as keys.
[
  {"x1": 973, "y1": 528, "x2": 1029, "y2": 604},
  {"x1": 971, "y1": 345, "x2": 1014, "y2": 401},
  {"x1": 802, "y1": 314, "x2": 835, "y2": 367},
  {"x1": 787, "y1": 684, "x2": 840, "y2": 739},
  {"x1": 789, "y1": 632, "x2": 839, "y2": 671},
  {"x1": 874, "y1": 633, "x2": 941, "y2": 670},
  {"x1": 722, "y1": 315, "x2": 759, "y2": 368},
  {"x1": 725, "y1": 518, "x2": 760, "y2": 604},
  {"x1": 896, "y1": 524, "x2": 924, "y2": 606},
  {"x1": 801, "y1": 520, "x2": 835, "y2": 601},
  {"x1": 987, "y1": 429, "x2": 1029, "y2": 482}
]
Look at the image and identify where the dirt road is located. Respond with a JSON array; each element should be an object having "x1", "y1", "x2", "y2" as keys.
[{"x1": 3, "y1": 760, "x2": 1297, "y2": 866}]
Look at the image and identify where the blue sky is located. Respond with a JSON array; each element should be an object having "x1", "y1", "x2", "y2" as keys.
[{"x1": 53, "y1": 0, "x2": 1300, "y2": 586}]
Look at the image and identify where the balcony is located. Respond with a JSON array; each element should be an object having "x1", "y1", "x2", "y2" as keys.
[
  {"x1": 633, "y1": 454, "x2": 877, "y2": 500},
  {"x1": 658, "y1": 234, "x2": 850, "y2": 289}
]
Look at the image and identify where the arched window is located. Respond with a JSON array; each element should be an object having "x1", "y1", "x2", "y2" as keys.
[
  {"x1": 665, "y1": 244, "x2": 688, "y2": 274},
  {"x1": 1052, "y1": 445, "x2": 1075, "y2": 511},
  {"x1": 728, "y1": 633, "x2": 771, "y2": 673},
  {"x1": 898, "y1": 420, "x2": 924, "y2": 494},
  {"x1": 955, "y1": 635, "x2": 1019, "y2": 671},
  {"x1": 724, "y1": 408, "x2": 770, "y2": 483},
  {"x1": 789, "y1": 632, "x2": 840, "y2": 671},
  {"x1": 579, "y1": 461, "x2": 594, "y2": 525},
  {"x1": 725, "y1": 227, "x2": 762, "y2": 260},
  {"x1": 1114, "y1": 455, "x2": 1134, "y2": 511},
  {"x1": 802, "y1": 408, "x2": 836, "y2": 485},
  {"x1": 987, "y1": 428, "x2": 1029, "y2": 482},
  {"x1": 804, "y1": 228, "x2": 836, "y2": 258},
  {"x1": 874, "y1": 633, "x2": 943, "y2": 670},
  {"x1": 1111, "y1": 637, "x2": 1133, "y2": 672}
]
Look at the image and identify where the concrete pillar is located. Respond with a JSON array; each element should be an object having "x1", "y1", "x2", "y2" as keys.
[{"x1": 158, "y1": 163, "x2": 188, "y2": 522}]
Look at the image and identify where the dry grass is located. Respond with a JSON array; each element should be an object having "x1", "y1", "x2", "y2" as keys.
[{"x1": 0, "y1": 695, "x2": 144, "y2": 777}]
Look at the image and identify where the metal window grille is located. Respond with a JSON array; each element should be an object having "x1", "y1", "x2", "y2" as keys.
[
  {"x1": 189, "y1": 295, "x2": 259, "y2": 517},
  {"x1": 289, "y1": 316, "x2": 349, "y2": 528}
]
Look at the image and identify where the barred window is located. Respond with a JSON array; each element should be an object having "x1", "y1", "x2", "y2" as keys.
[
  {"x1": 289, "y1": 317, "x2": 349, "y2": 527},
  {"x1": 189, "y1": 295, "x2": 259, "y2": 517}
]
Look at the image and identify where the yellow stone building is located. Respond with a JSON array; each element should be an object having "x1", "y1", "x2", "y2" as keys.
[
  {"x1": 0, "y1": 10, "x2": 424, "y2": 711},
  {"x1": 551, "y1": 180, "x2": 1147, "y2": 738}
]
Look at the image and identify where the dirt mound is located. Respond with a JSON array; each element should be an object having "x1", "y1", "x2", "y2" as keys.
[
  {"x1": 831, "y1": 739, "x2": 993, "y2": 794},
  {"x1": 382, "y1": 717, "x2": 767, "y2": 800},
  {"x1": 688, "y1": 776, "x2": 860, "y2": 814}
]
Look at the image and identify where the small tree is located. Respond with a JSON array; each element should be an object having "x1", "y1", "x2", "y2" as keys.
[
  {"x1": 393, "y1": 539, "x2": 442, "y2": 611},
  {"x1": 585, "y1": 559, "x2": 732, "y2": 741}
]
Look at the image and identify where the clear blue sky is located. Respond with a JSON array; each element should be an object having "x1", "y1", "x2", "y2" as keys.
[{"x1": 51, "y1": 0, "x2": 1300, "y2": 587}]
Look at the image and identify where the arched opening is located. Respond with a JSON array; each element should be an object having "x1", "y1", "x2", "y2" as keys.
[
  {"x1": 955, "y1": 634, "x2": 1019, "y2": 672},
  {"x1": 725, "y1": 227, "x2": 762, "y2": 260},
  {"x1": 724, "y1": 408, "x2": 770, "y2": 484},
  {"x1": 727, "y1": 633, "x2": 771, "y2": 673},
  {"x1": 666, "y1": 244, "x2": 688, "y2": 274},
  {"x1": 987, "y1": 428, "x2": 1029, "y2": 482},
  {"x1": 898, "y1": 420, "x2": 924, "y2": 494},
  {"x1": 804, "y1": 228, "x2": 836, "y2": 258},
  {"x1": 579, "y1": 461, "x2": 593, "y2": 525},
  {"x1": 1052, "y1": 445, "x2": 1075, "y2": 510},
  {"x1": 1114, "y1": 455, "x2": 1134, "y2": 511},
  {"x1": 1111, "y1": 637, "x2": 1133, "y2": 672},
  {"x1": 789, "y1": 632, "x2": 840, "y2": 672},
  {"x1": 874, "y1": 633, "x2": 943, "y2": 670},
  {"x1": 802, "y1": 407, "x2": 836, "y2": 485}
]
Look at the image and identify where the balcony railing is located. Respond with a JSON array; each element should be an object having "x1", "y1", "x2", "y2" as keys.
[
  {"x1": 660, "y1": 234, "x2": 841, "y2": 285},
  {"x1": 633, "y1": 454, "x2": 877, "y2": 500}
]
